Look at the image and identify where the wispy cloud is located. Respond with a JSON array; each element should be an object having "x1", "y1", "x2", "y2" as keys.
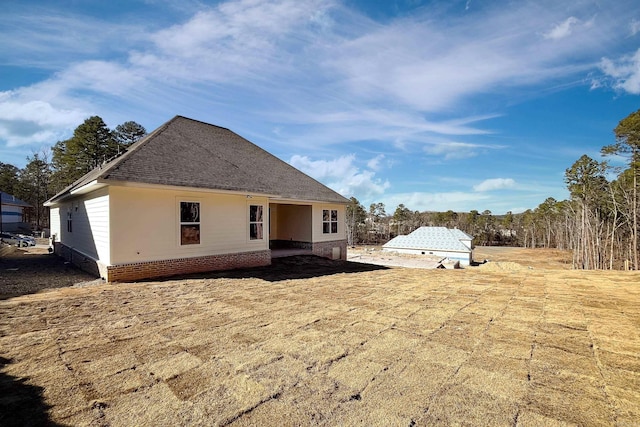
[
  {"x1": 543, "y1": 17, "x2": 580, "y2": 40},
  {"x1": 367, "y1": 154, "x2": 385, "y2": 171},
  {"x1": 382, "y1": 191, "x2": 489, "y2": 213},
  {"x1": 290, "y1": 154, "x2": 390, "y2": 199},
  {"x1": 473, "y1": 178, "x2": 516, "y2": 192},
  {"x1": 0, "y1": 10, "x2": 141, "y2": 69},
  {"x1": 0, "y1": 0, "x2": 638, "y2": 217},
  {"x1": 423, "y1": 141, "x2": 503, "y2": 160},
  {"x1": 599, "y1": 48, "x2": 640, "y2": 94},
  {"x1": 1, "y1": 0, "x2": 631, "y2": 155},
  {"x1": 630, "y1": 19, "x2": 640, "y2": 36}
]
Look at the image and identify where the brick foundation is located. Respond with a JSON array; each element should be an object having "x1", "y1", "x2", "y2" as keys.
[
  {"x1": 312, "y1": 240, "x2": 347, "y2": 260},
  {"x1": 54, "y1": 243, "x2": 271, "y2": 282}
]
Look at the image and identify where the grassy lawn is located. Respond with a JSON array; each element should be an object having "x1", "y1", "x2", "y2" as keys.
[{"x1": 1, "y1": 247, "x2": 639, "y2": 426}]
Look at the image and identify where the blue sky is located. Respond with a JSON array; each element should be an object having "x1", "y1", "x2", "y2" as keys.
[{"x1": 2, "y1": 0, "x2": 640, "y2": 214}]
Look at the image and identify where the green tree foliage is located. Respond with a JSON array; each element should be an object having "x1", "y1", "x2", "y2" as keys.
[
  {"x1": 369, "y1": 202, "x2": 386, "y2": 220},
  {"x1": 346, "y1": 197, "x2": 367, "y2": 245},
  {"x1": 114, "y1": 121, "x2": 147, "y2": 152},
  {"x1": 565, "y1": 155, "x2": 609, "y2": 269},
  {"x1": 52, "y1": 116, "x2": 115, "y2": 190},
  {"x1": 0, "y1": 162, "x2": 20, "y2": 195},
  {"x1": 51, "y1": 117, "x2": 146, "y2": 193},
  {"x1": 19, "y1": 152, "x2": 52, "y2": 229},
  {"x1": 393, "y1": 203, "x2": 412, "y2": 235}
]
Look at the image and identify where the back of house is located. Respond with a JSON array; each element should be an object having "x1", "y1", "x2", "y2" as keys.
[{"x1": 45, "y1": 116, "x2": 349, "y2": 282}]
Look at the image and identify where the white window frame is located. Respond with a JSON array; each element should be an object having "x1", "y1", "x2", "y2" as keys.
[{"x1": 323, "y1": 209, "x2": 338, "y2": 234}]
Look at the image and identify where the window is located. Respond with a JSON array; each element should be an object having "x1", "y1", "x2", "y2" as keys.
[
  {"x1": 249, "y1": 205, "x2": 263, "y2": 240},
  {"x1": 180, "y1": 201, "x2": 200, "y2": 245},
  {"x1": 323, "y1": 209, "x2": 338, "y2": 234},
  {"x1": 67, "y1": 210, "x2": 72, "y2": 233}
]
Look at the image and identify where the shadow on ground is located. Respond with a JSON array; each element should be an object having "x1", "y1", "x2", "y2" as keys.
[
  {"x1": 1, "y1": 248, "x2": 388, "y2": 296},
  {"x1": 0, "y1": 357, "x2": 62, "y2": 427},
  {"x1": 161, "y1": 255, "x2": 390, "y2": 282},
  {"x1": 0, "y1": 246, "x2": 95, "y2": 300}
]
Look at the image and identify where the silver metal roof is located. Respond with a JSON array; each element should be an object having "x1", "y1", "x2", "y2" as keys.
[{"x1": 383, "y1": 227, "x2": 472, "y2": 252}]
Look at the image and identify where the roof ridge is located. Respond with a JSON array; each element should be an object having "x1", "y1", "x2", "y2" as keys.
[{"x1": 46, "y1": 115, "x2": 350, "y2": 205}]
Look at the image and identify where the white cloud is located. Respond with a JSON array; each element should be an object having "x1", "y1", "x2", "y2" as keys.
[
  {"x1": 135, "y1": 0, "x2": 334, "y2": 84},
  {"x1": 0, "y1": 11, "x2": 142, "y2": 69},
  {"x1": 324, "y1": 4, "x2": 607, "y2": 112},
  {"x1": 0, "y1": 95, "x2": 87, "y2": 147},
  {"x1": 543, "y1": 17, "x2": 580, "y2": 40},
  {"x1": 473, "y1": 178, "x2": 516, "y2": 192},
  {"x1": 290, "y1": 154, "x2": 390, "y2": 199},
  {"x1": 630, "y1": 19, "x2": 640, "y2": 36},
  {"x1": 381, "y1": 191, "x2": 489, "y2": 212},
  {"x1": 367, "y1": 154, "x2": 385, "y2": 171},
  {"x1": 420, "y1": 133, "x2": 506, "y2": 160},
  {"x1": 599, "y1": 48, "x2": 640, "y2": 94},
  {"x1": 424, "y1": 141, "x2": 485, "y2": 160},
  {"x1": 0, "y1": 0, "x2": 635, "y2": 164}
]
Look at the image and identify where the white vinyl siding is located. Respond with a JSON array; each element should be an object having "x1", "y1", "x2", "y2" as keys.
[
  {"x1": 312, "y1": 204, "x2": 346, "y2": 242},
  {"x1": 55, "y1": 187, "x2": 110, "y2": 264},
  {"x1": 50, "y1": 207, "x2": 61, "y2": 241},
  {"x1": 109, "y1": 186, "x2": 268, "y2": 265}
]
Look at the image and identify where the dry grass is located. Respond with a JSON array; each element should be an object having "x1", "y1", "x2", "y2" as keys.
[{"x1": 0, "y1": 247, "x2": 639, "y2": 426}]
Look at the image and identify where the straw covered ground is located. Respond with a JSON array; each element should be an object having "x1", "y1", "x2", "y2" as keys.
[{"x1": 0, "y1": 247, "x2": 639, "y2": 426}]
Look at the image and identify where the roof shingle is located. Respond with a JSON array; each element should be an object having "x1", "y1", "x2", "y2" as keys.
[{"x1": 47, "y1": 116, "x2": 349, "y2": 204}]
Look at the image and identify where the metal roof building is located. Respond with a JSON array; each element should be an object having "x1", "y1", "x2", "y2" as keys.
[{"x1": 383, "y1": 226, "x2": 474, "y2": 266}]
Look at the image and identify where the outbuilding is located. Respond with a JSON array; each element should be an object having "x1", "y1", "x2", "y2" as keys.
[
  {"x1": 45, "y1": 116, "x2": 349, "y2": 282},
  {"x1": 383, "y1": 226, "x2": 474, "y2": 266},
  {"x1": 0, "y1": 192, "x2": 31, "y2": 233}
]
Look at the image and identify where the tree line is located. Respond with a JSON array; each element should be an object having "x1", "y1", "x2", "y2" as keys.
[
  {"x1": 1, "y1": 117, "x2": 146, "y2": 230},
  {"x1": 346, "y1": 109, "x2": 640, "y2": 271},
  {"x1": 3, "y1": 109, "x2": 639, "y2": 270}
]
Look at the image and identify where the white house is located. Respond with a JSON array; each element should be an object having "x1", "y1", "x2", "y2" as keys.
[
  {"x1": 45, "y1": 116, "x2": 349, "y2": 282},
  {"x1": 0, "y1": 192, "x2": 31, "y2": 233},
  {"x1": 383, "y1": 227, "x2": 474, "y2": 266}
]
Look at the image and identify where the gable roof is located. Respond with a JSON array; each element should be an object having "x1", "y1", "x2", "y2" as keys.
[
  {"x1": 1, "y1": 191, "x2": 31, "y2": 207},
  {"x1": 46, "y1": 116, "x2": 349, "y2": 205},
  {"x1": 383, "y1": 227, "x2": 473, "y2": 253}
]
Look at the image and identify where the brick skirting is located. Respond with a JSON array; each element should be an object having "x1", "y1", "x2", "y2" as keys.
[
  {"x1": 54, "y1": 243, "x2": 271, "y2": 282},
  {"x1": 312, "y1": 240, "x2": 347, "y2": 260}
]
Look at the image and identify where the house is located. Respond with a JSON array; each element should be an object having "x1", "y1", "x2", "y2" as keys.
[
  {"x1": 45, "y1": 116, "x2": 349, "y2": 282},
  {"x1": 382, "y1": 227, "x2": 474, "y2": 266},
  {"x1": 0, "y1": 191, "x2": 32, "y2": 233}
]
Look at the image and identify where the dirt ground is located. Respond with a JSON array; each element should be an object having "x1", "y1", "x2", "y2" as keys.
[
  {"x1": 0, "y1": 246, "x2": 639, "y2": 426},
  {"x1": 0, "y1": 246, "x2": 98, "y2": 300}
]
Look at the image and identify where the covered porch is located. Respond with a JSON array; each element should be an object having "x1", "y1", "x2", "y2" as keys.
[{"x1": 268, "y1": 202, "x2": 313, "y2": 257}]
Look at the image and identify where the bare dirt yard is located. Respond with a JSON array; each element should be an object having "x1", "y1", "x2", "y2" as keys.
[{"x1": 0, "y1": 246, "x2": 639, "y2": 426}]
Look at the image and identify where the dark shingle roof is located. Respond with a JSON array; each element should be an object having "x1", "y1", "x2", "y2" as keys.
[
  {"x1": 47, "y1": 116, "x2": 349, "y2": 204},
  {"x1": 1, "y1": 192, "x2": 31, "y2": 207}
]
